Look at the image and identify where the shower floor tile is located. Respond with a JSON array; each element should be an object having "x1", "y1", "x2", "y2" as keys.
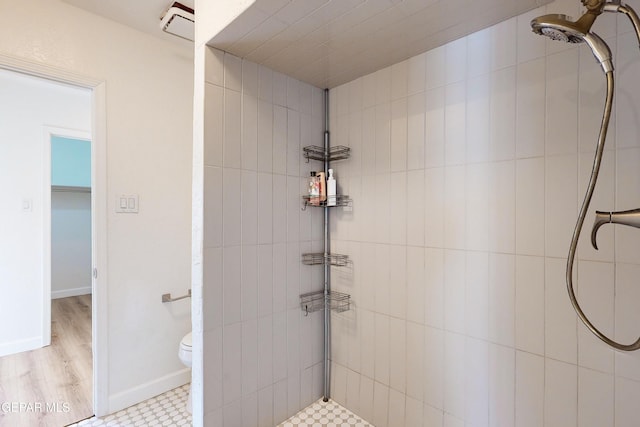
[
  {"x1": 66, "y1": 384, "x2": 191, "y2": 426},
  {"x1": 278, "y1": 399, "x2": 374, "y2": 427}
]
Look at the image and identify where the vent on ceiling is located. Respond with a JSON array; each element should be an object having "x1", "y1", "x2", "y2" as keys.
[{"x1": 160, "y1": 2, "x2": 194, "y2": 41}]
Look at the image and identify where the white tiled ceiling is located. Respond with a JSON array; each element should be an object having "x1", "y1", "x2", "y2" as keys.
[{"x1": 208, "y1": 0, "x2": 553, "y2": 88}]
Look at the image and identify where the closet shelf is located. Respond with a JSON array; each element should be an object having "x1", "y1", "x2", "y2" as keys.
[
  {"x1": 303, "y1": 145, "x2": 350, "y2": 162},
  {"x1": 302, "y1": 194, "x2": 352, "y2": 209},
  {"x1": 302, "y1": 253, "x2": 350, "y2": 267},
  {"x1": 300, "y1": 290, "x2": 351, "y2": 315}
]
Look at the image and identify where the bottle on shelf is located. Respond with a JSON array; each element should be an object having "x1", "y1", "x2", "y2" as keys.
[
  {"x1": 309, "y1": 171, "x2": 320, "y2": 205},
  {"x1": 317, "y1": 171, "x2": 326, "y2": 203},
  {"x1": 327, "y1": 169, "x2": 336, "y2": 206}
]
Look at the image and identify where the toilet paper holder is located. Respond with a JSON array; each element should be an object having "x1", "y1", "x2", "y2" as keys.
[{"x1": 162, "y1": 289, "x2": 191, "y2": 303}]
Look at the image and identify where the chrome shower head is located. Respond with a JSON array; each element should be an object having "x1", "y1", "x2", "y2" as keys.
[{"x1": 531, "y1": 13, "x2": 613, "y2": 73}]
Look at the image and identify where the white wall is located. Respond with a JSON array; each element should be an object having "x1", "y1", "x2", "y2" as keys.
[
  {"x1": 196, "y1": 46, "x2": 325, "y2": 426},
  {"x1": 328, "y1": 0, "x2": 640, "y2": 425},
  {"x1": 0, "y1": 0, "x2": 193, "y2": 413},
  {"x1": 52, "y1": 190, "x2": 92, "y2": 299},
  {"x1": 0, "y1": 69, "x2": 90, "y2": 356}
]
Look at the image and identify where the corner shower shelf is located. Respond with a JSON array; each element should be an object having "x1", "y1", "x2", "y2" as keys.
[
  {"x1": 303, "y1": 145, "x2": 351, "y2": 162},
  {"x1": 302, "y1": 194, "x2": 352, "y2": 209},
  {"x1": 300, "y1": 290, "x2": 351, "y2": 315},
  {"x1": 302, "y1": 253, "x2": 350, "y2": 267}
]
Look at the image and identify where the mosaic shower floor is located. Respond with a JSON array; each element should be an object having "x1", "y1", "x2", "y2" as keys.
[
  {"x1": 66, "y1": 384, "x2": 191, "y2": 426},
  {"x1": 278, "y1": 399, "x2": 373, "y2": 427}
]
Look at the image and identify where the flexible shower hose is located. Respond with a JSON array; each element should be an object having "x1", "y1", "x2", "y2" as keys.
[{"x1": 567, "y1": 71, "x2": 640, "y2": 351}]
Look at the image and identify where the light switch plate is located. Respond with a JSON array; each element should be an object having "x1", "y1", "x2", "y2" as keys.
[{"x1": 116, "y1": 194, "x2": 139, "y2": 213}]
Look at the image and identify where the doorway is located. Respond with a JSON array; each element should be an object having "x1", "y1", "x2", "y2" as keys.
[{"x1": 0, "y1": 65, "x2": 105, "y2": 424}]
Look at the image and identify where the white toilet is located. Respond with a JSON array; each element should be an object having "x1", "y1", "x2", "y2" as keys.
[{"x1": 178, "y1": 332, "x2": 192, "y2": 413}]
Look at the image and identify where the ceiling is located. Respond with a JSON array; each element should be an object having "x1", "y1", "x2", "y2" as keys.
[{"x1": 62, "y1": 0, "x2": 553, "y2": 88}]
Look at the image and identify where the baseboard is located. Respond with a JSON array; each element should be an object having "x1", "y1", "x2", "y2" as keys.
[
  {"x1": 0, "y1": 336, "x2": 42, "y2": 357},
  {"x1": 108, "y1": 368, "x2": 191, "y2": 414},
  {"x1": 52, "y1": 286, "x2": 92, "y2": 299}
]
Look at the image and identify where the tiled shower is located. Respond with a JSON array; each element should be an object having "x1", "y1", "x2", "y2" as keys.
[{"x1": 200, "y1": 0, "x2": 640, "y2": 425}]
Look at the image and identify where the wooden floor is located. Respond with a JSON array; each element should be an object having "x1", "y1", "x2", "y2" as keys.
[{"x1": 0, "y1": 295, "x2": 93, "y2": 427}]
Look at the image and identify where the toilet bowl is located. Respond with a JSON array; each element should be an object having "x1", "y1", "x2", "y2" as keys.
[{"x1": 178, "y1": 332, "x2": 192, "y2": 413}]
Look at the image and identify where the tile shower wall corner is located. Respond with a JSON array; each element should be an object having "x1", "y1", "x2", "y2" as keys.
[
  {"x1": 201, "y1": 47, "x2": 324, "y2": 426},
  {"x1": 327, "y1": 1, "x2": 640, "y2": 426}
]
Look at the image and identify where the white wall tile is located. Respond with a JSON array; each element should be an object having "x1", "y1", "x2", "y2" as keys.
[
  {"x1": 445, "y1": 82, "x2": 466, "y2": 166},
  {"x1": 223, "y1": 322, "x2": 242, "y2": 405},
  {"x1": 466, "y1": 73, "x2": 490, "y2": 164},
  {"x1": 273, "y1": 105, "x2": 288, "y2": 175},
  {"x1": 577, "y1": 261, "x2": 614, "y2": 373},
  {"x1": 615, "y1": 148, "x2": 640, "y2": 264},
  {"x1": 545, "y1": 154, "x2": 577, "y2": 258},
  {"x1": 578, "y1": 368, "x2": 614, "y2": 427},
  {"x1": 391, "y1": 60, "x2": 408, "y2": 101},
  {"x1": 424, "y1": 326, "x2": 444, "y2": 410},
  {"x1": 425, "y1": 87, "x2": 445, "y2": 168},
  {"x1": 615, "y1": 377, "x2": 640, "y2": 427},
  {"x1": 224, "y1": 53, "x2": 243, "y2": 91},
  {"x1": 273, "y1": 71, "x2": 287, "y2": 107},
  {"x1": 242, "y1": 94, "x2": 258, "y2": 171},
  {"x1": 614, "y1": 263, "x2": 640, "y2": 381},
  {"x1": 465, "y1": 163, "x2": 489, "y2": 251},
  {"x1": 444, "y1": 166, "x2": 466, "y2": 249},
  {"x1": 408, "y1": 52, "x2": 426, "y2": 95},
  {"x1": 616, "y1": 31, "x2": 640, "y2": 150},
  {"x1": 223, "y1": 246, "x2": 242, "y2": 326},
  {"x1": 467, "y1": 28, "x2": 491, "y2": 78},
  {"x1": 544, "y1": 359, "x2": 577, "y2": 427},
  {"x1": 224, "y1": 88, "x2": 242, "y2": 168},
  {"x1": 375, "y1": 313, "x2": 391, "y2": 386},
  {"x1": 516, "y1": 58, "x2": 545, "y2": 159},
  {"x1": 546, "y1": 49, "x2": 579, "y2": 156},
  {"x1": 490, "y1": 66, "x2": 516, "y2": 161},
  {"x1": 241, "y1": 319, "x2": 258, "y2": 396},
  {"x1": 491, "y1": 18, "x2": 516, "y2": 71},
  {"x1": 465, "y1": 251, "x2": 489, "y2": 341},
  {"x1": 388, "y1": 388, "x2": 406, "y2": 427},
  {"x1": 406, "y1": 322, "x2": 425, "y2": 401},
  {"x1": 204, "y1": 166, "x2": 223, "y2": 248},
  {"x1": 391, "y1": 98, "x2": 408, "y2": 172},
  {"x1": 489, "y1": 253, "x2": 515, "y2": 347},
  {"x1": 205, "y1": 47, "x2": 224, "y2": 86},
  {"x1": 425, "y1": 248, "x2": 444, "y2": 329},
  {"x1": 389, "y1": 317, "x2": 407, "y2": 393},
  {"x1": 444, "y1": 250, "x2": 465, "y2": 334},
  {"x1": 577, "y1": 149, "x2": 615, "y2": 262},
  {"x1": 545, "y1": 257, "x2": 577, "y2": 364},
  {"x1": 465, "y1": 338, "x2": 489, "y2": 427},
  {"x1": 373, "y1": 381, "x2": 390, "y2": 427},
  {"x1": 515, "y1": 256, "x2": 544, "y2": 355},
  {"x1": 488, "y1": 160, "x2": 515, "y2": 253},
  {"x1": 286, "y1": 109, "x2": 300, "y2": 177},
  {"x1": 406, "y1": 395, "x2": 424, "y2": 427},
  {"x1": 445, "y1": 38, "x2": 467, "y2": 85},
  {"x1": 204, "y1": 84, "x2": 224, "y2": 167},
  {"x1": 389, "y1": 245, "x2": 407, "y2": 320},
  {"x1": 425, "y1": 167, "x2": 445, "y2": 248},
  {"x1": 515, "y1": 158, "x2": 545, "y2": 256},
  {"x1": 426, "y1": 46, "x2": 446, "y2": 89},
  {"x1": 257, "y1": 100, "x2": 273, "y2": 173},
  {"x1": 443, "y1": 332, "x2": 465, "y2": 418},
  {"x1": 242, "y1": 245, "x2": 258, "y2": 321},
  {"x1": 489, "y1": 344, "x2": 515, "y2": 427},
  {"x1": 515, "y1": 351, "x2": 544, "y2": 427}
]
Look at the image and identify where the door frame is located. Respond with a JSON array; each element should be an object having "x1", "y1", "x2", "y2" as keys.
[{"x1": 0, "y1": 53, "x2": 109, "y2": 416}]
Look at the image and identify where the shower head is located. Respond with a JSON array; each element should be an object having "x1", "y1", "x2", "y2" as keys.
[
  {"x1": 531, "y1": 13, "x2": 613, "y2": 73},
  {"x1": 531, "y1": 14, "x2": 589, "y2": 43}
]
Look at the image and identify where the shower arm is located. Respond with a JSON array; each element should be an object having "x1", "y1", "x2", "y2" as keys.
[
  {"x1": 568, "y1": 71, "x2": 640, "y2": 351},
  {"x1": 604, "y1": 1, "x2": 640, "y2": 46}
]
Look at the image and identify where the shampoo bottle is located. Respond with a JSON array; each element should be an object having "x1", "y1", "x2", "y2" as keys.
[{"x1": 327, "y1": 169, "x2": 336, "y2": 206}]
